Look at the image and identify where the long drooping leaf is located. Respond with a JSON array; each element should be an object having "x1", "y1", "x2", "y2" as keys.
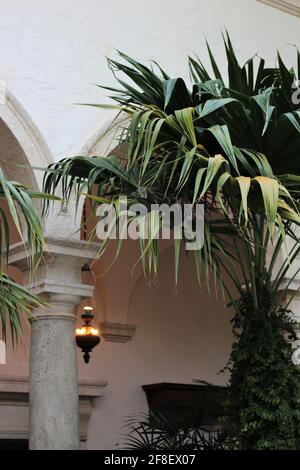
[{"x1": 42, "y1": 35, "x2": 300, "y2": 295}]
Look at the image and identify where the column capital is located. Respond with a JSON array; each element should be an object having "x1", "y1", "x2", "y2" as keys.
[
  {"x1": 25, "y1": 280, "x2": 94, "y2": 301},
  {"x1": 8, "y1": 237, "x2": 100, "y2": 272},
  {"x1": 9, "y1": 237, "x2": 100, "y2": 318}
]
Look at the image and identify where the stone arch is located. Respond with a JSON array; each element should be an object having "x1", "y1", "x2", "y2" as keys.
[
  {"x1": 0, "y1": 90, "x2": 53, "y2": 190},
  {"x1": 77, "y1": 115, "x2": 200, "y2": 343},
  {"x1": 0, "y1": 89, "x2": 55, "y2": 255},
  {"x1": 0, "y1": 90, "x2": 54, "y2": 373},
  {"x1": 76, "y1": 115, "x2": 140, "y2": 340},
  {"x1": 79, "y1": 114, "x2": 129, "y2": 158}
]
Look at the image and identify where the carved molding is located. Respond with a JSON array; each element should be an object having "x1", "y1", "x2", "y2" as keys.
[
  {"x1": 8, "y1": 238, "x2": 100, "y2": 272},
  {"x1": 0, "y1": 376, "x2": 107, "y2": 444},
  {"x1": 100, "y1": 321, "x2": 136, "y2": 343},
  {"x1": 8, "y1": 238, "x2": 97, "y2": 306},
  {"x1": 26, "y1": 278, "x2": 94, "y2": 299},
  {"x1": 256, "y1": 0, "x2": 300, "y2": 17}
]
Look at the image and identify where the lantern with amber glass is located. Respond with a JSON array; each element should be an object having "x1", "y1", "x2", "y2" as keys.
[{"x1": 75, "y1": 306, "x2": 100, "y2": 363}]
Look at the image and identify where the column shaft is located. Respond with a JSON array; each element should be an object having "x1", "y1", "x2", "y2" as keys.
[
  {"x1": 29, "y1": 307, "x2": 79, "y2": 450},
  {"x1": 8, "y1": 238, "x2": 98, "y2": 450}
]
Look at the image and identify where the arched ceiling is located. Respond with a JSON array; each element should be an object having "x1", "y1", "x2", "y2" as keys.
[{"x1": 0, "y1": 118, "x2": 36, "y2": 190}]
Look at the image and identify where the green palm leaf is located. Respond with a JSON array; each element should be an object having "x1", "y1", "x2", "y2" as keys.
[{"x1": 42, "y1": 34, "x2": 300, "y2": 295}]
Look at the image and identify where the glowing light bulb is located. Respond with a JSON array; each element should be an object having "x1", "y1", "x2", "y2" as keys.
[
  {"x1": 75, "y1": 306, "x2": 100, "y2": 363},
  {"x1": 83, "y1": 306, "x2": 93, "y2": 312}
]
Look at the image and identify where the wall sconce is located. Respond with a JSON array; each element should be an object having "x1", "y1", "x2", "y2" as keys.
[{"x1": 76, "y1": 306, "x2": 100, "y2": 364}]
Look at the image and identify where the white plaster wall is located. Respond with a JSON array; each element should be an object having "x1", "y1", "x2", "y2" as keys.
[
  {"x1": 78, "y1": 246, "x2": 233, "y2": 450},
  {"x1": 0, "y1": 0, "x2": 300, "y2": 161},
  {"x1": 1, "y1": 0, "x2": 300, "y2": 450}
]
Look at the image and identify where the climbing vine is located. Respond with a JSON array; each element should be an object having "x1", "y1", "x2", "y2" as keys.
[{"x1": 225, "y1": 270, "x2": 300, "y2": 450}]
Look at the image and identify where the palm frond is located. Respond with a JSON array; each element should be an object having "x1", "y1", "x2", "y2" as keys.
[
  {"x1": 42, "y1": 34, "x2": 300, "y2": 296},
  {"x1": 0, "y1": 274, "x2": 46, "y2": 343},
  {"x1": 0, "y1": 170, "x2": 57, "y2": 342}
]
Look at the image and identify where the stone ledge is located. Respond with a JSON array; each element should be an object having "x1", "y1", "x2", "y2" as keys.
[
  {"x1": 100, "y1": 321, "x2": 136, "y2": 343},
  {"x1": 8, "y1": 237, "x2": 100, "y2": 271},
  {"x1": 0, "y1": 375, "x2": 107, "y2": 397},
  {"x1": 78, "y1": 379, "x2": 108, "y2": 398},
  {"x1": 0, "y1": 376, "x2": 108, "y2": 445},
  {"x1": 26, "y1": 278, "x2": 94, "y2": 298}
]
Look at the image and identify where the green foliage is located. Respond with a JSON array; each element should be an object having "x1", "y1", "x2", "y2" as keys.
[
  {"x1": 0, "y1": 274, "x2": 45, "y2": 345},
  {"x1": 123, "y1": 407, "x2": 231, "y2": 450},
  {"x1": 225, "y1": 270, "x2": 300, "y2": 450},
  {"x1": 42, "y1": 34, "x2": 300, "y2": 449},
  {"x1": 43, "y1": 34, "x2": 300, "y2": 283},
  {"x1": 0, "y1": 171, "x2": 58, "y2": 342}
]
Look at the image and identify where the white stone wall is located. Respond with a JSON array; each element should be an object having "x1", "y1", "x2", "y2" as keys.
[
  {"x1": 79, "y1": 244, "x2": 233, "y2": 449},
  {"x1": 0, "y1": 0, "x2": 300, "y2": 161},
  {"x1": 1, "y1": 0, "x2": 300, "y2": 450}
]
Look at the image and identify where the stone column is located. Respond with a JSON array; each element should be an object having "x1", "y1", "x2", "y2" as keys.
[
  {"x1": 29, "y1": 294, "x2": 81, "y2": 450},
  {"x1": 9, "y1": 238, "x2": 99, "y2": 450}
]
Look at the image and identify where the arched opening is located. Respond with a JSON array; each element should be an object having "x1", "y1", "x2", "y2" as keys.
[
  {"x1": 75, "y1": 121, "x2": 235, "y2": 449},
  {"x1": 0, "y1": 92, "x2": 53, "y2": 448},
  {"x1": 0, "y1": 91, "x2": 53, "y2": 359}
]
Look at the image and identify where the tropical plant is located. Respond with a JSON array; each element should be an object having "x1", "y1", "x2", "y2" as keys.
[
  {"x1": 123, "y1": 407, "x2": 232, "y2": 450},
  {"x1": 43, "y1": 33, "x2": 300, "y2": 448},
  {"x1": 225, "y1": 291, "x2": 300, "y2": 450},
  {"x1": 0, "y1": 169, "x2": 53, "y2": 343}
]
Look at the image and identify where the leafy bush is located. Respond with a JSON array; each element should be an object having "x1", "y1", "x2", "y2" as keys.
[
  {"x1": 123, "y1": 407, "x2": 232, "y2": 450},
  {"x1": 225, "y1": 270, "x2": 300, "y2": 450}
]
